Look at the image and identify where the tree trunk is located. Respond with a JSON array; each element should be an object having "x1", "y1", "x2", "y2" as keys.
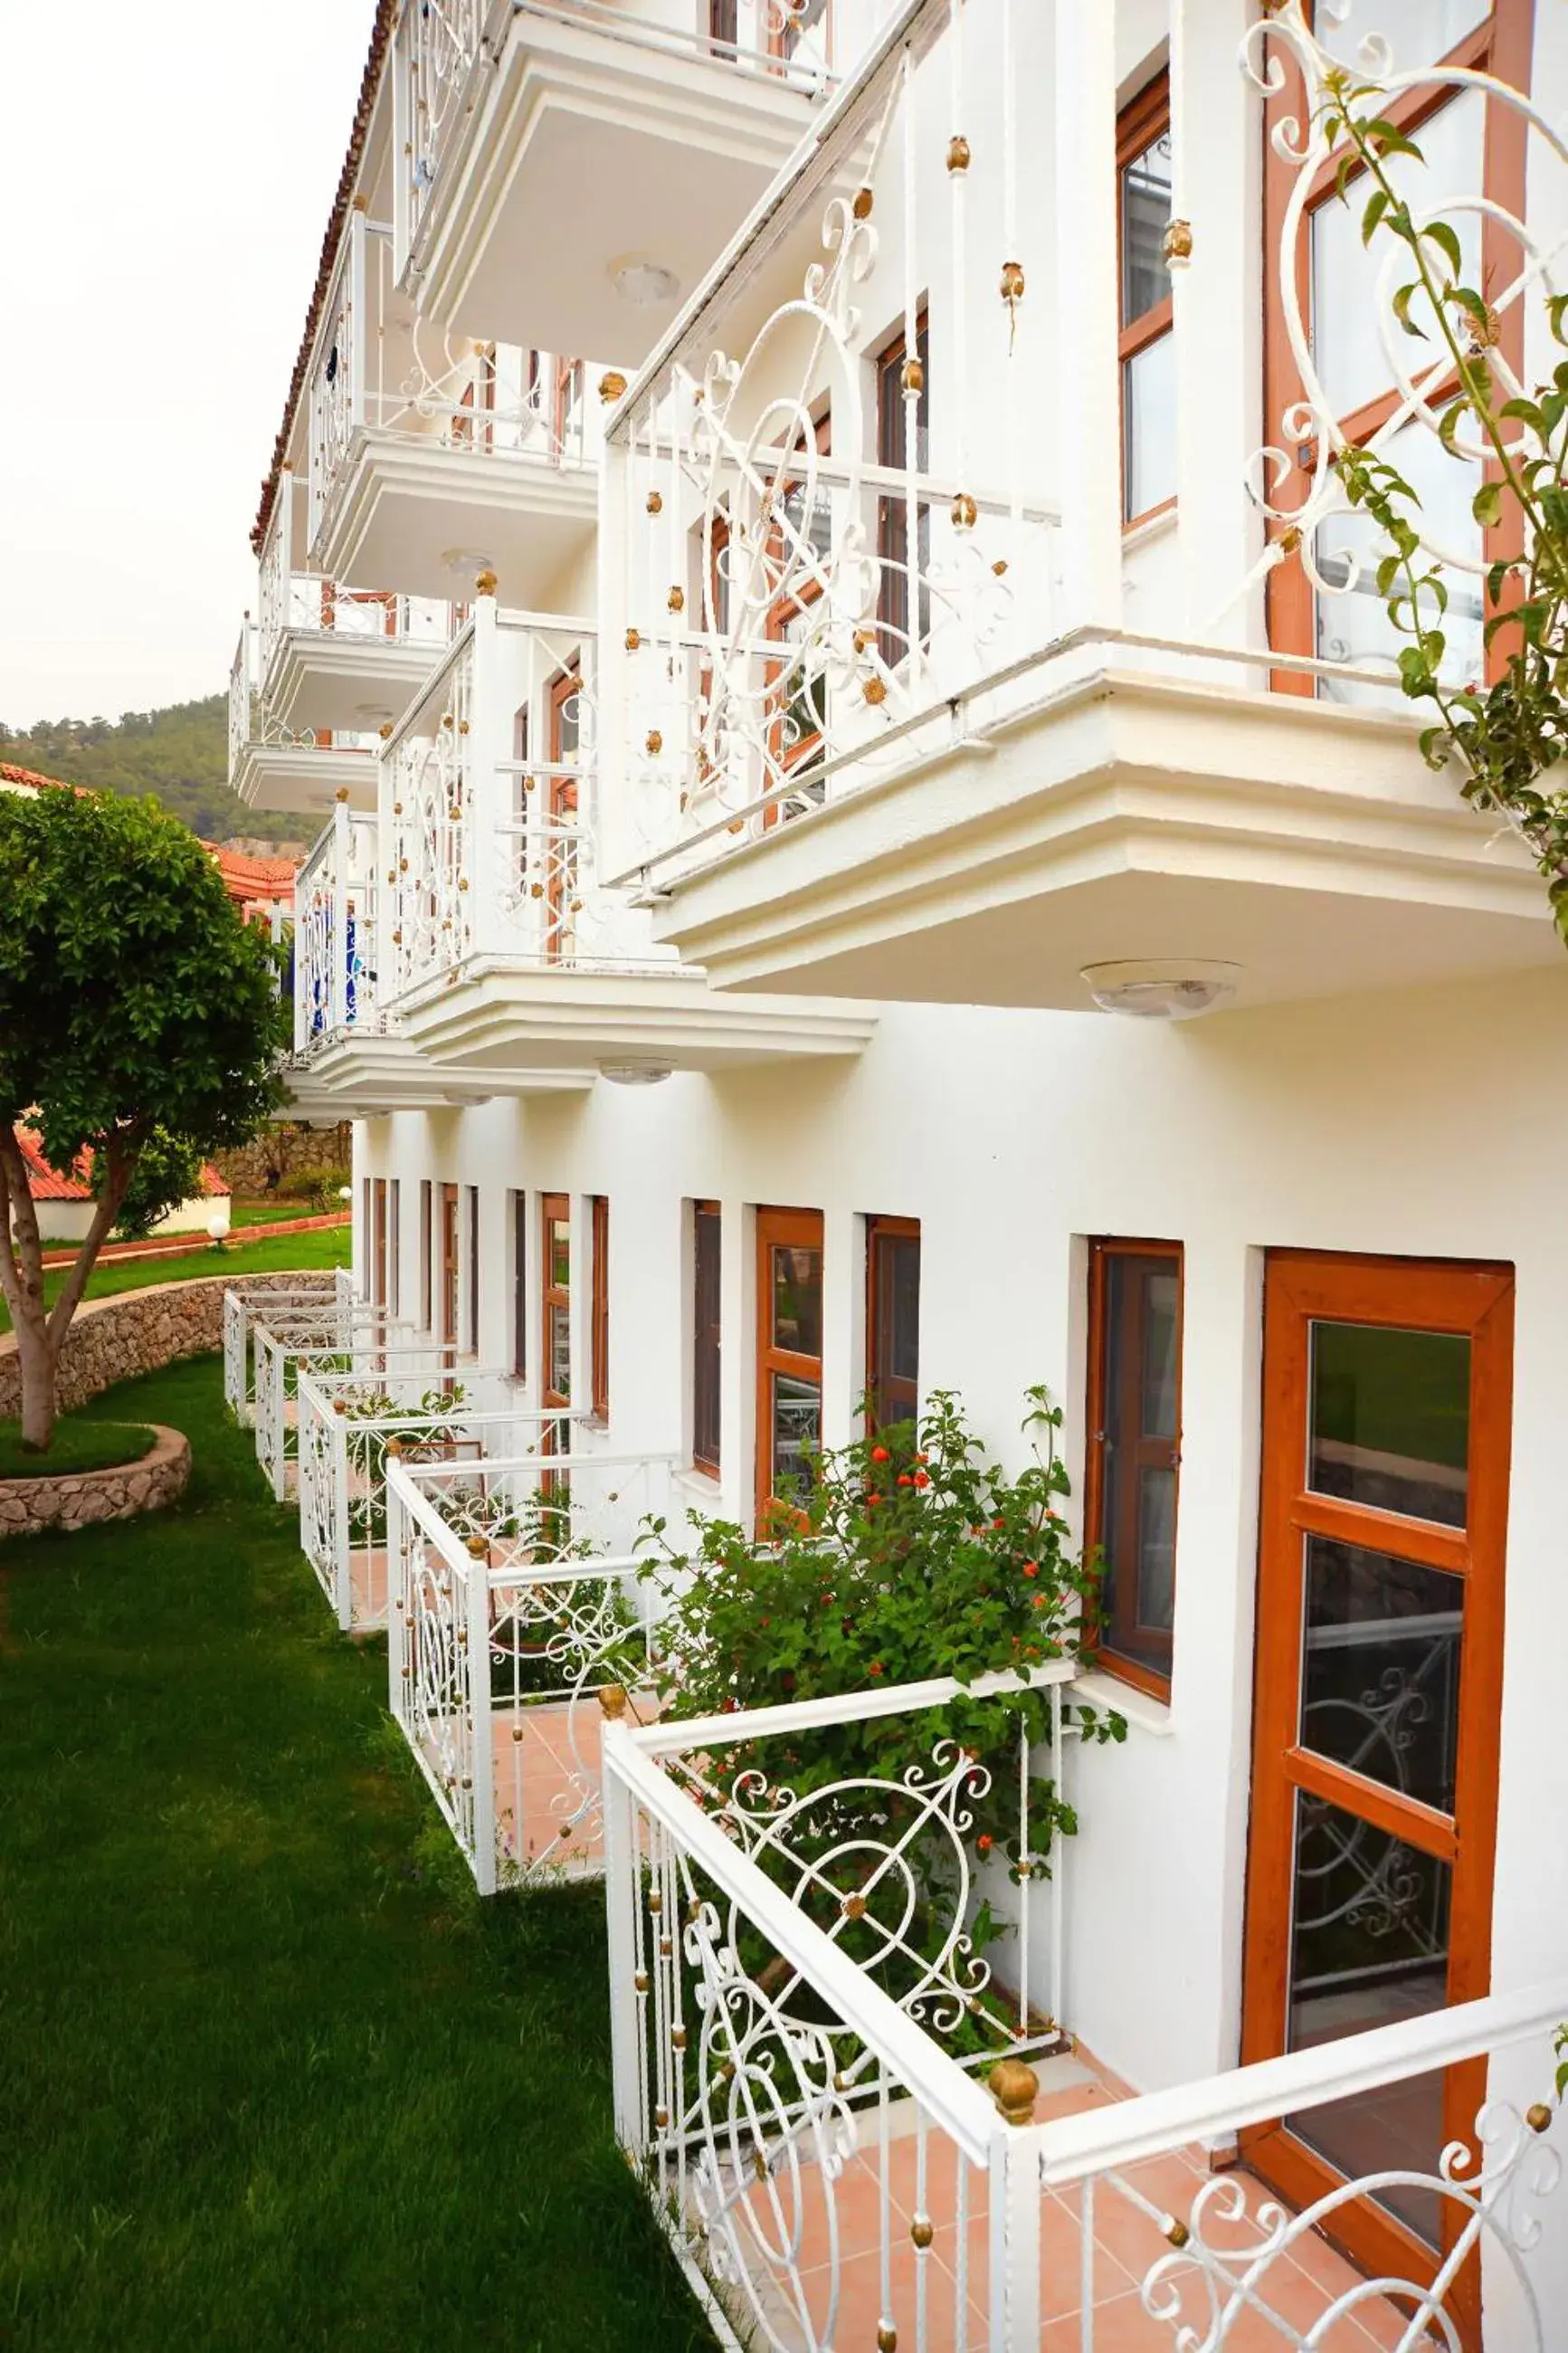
[
  {"x1": 0, "y1": 1122, "x2": 140, "y2": 1453},
  {"x1": 12, "y1": 1310, "x2": 57, "y2": 1450}
]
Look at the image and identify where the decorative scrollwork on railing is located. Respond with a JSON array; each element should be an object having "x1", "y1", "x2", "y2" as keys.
[
  {"x1": 1238, "y1": 2, "x2": 1568, "y2": 640},
  {"x1": 402, "y1": 0, "x2": 486, "y2": 251},
  {"x1": 1134, "y1": 2095, "x2": 1562, "y2": 2349},
  {"x1": 387, "y1": 643, "x2": 474, "y2": 993},
  {"x1": 491, "y1": 1568, "x2": 648, "y2": 1882},
  {"x1": 404, "y1": 1523, "x2": 479, "y2": 1858}
]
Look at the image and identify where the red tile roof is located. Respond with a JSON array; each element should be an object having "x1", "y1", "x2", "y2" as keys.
[
  {"x1": 204, "y1": 843, "x2": 299, "y2": 905},
  {"x1": 251, "y1": 0, "x2": 398, "y2": 555},
  {"x1": 0, "y1": 761, "x2": 90, "y2": 795},
  {"x1": 14, "y1": 1129, "x2": 231, "y2": 1204}
]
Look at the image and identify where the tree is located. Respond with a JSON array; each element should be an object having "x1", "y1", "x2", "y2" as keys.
[
  {"x1": 105, "y1": 1129, "x2": 208, "y2": 1243},
  {"x1": 0, "y1": 786, "x2": 287, "y2": 1447}
]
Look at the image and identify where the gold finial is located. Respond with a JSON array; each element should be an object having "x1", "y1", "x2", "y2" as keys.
[
  {"x1": 625, "y1": 627, "x2": 641, "y2": 652},
  {"x1": 379, "y1": 722, "x2": 394, "y2": 740},
  {"x1": 853, "y1": 186, "x2": 874, "y2": 220},
  {"x1": 877, "y1": 2328, "x2": 898, "y2": 2352},
  {"x1": 645, "y1": 729, "x2": 663, "y2": 756},
  {"x1": 951, "y1": 491, "x2": 978, "y2": 531},
  {"x1": 646, "y1": 490, "x2": 663, "y2": 515},
  {"x1": 901, "y1": 357, "x2": 924, "y2": 395},
  {"x1": 946, "y1": 134, "x2": 971, "y2": 174},
  {"x1": 335, "y1": 785, "x2": 351, "y2": 802},
  {"x1": 465, "y1": 1535, "x2": 489, "y2": 1559},
  {"x1": 351, "y1": 194, "x2": 368, "y2": 212},
  {"x1": 909, "y1": 2215, "x2": 934, "y2": 2250},
  {"x1": 863, "y1": 676, "x2": 889, "y2": 707},
  {"x1": 599, "y1": 369, "x2": 628, "y2": 404},
  {"x1": 988, "y1": 2058, "x2": 1039, "y2": 2127},
  {"x1": 1163, "y1": 218, "x2": 1193, "y2": 266},
  {"x1": 475, "y1": 568, "x2": 498, "y2": 596},
  {"x1": 1527, "y1": 2102, "x2": 1554, "y2": 2134},
  {"x1": 1164, "y1": 2215, "x2": 1192, "y2": 2247},
  {"x1": 598, "y1": 1684, "x2": 629, "y2": 1719}
]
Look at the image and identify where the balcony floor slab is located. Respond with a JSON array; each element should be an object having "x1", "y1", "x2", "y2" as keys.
[
  {"x1": 264, "y1": 627, "x2": 445, "y2": 738},
  {"x1": 312, "y1": 433, "x2": 598, "y2": 607},
  {"x1": 290, "y1": 1029, "x2": 594, "y2": 1114},
  {"x1": 233, "y1": 740, "x2": 377, "y2": 818}
]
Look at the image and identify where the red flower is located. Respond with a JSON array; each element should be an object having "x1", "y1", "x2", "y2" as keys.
[
  {"x1": 976, "y1": 1834, "x2": 993, "y2": 1854},
  {"x1": 869, "y1": 1660, "x2": 884, "y2": 1678},
  {"x1": 780, "y1": 1671, "x2": 796, "y2": 1691},
  {"x1": 916, "y1": 1453, "x2": 929, "y2": 1466},
  {"x1": 912, "y1": 1470, "x2": 930, "y2": 1490},
  {"x1": 1022, "y1": 1560, "x2": 1038, "y2": 1579},
  {"x1": 866, "y1": 1492, "x2": 882, "y2": 1509},
  {"x1": 721, "y1": 1697, "x2": 739, "y2": 1713},
  {"x1": 897, "y1": 1473, "x2": 913, "y2": 1488},
  {"x1": 1033, "y1": 1595, "x2": 1049, "y2": 1610},
  {"x1": 870, "y1": 1445, "x2": 889, "y2": 1464},
  {"x1": 993, "y1": 1517, "x2": 1006, "y2": 1531}
]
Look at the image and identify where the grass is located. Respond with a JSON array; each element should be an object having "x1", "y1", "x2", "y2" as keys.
[
  {"x1": 229, "y1": 1200, "x2": 348, "y2": 1231},
  {"x1": 0, "y1": 1227, "x2": 352, "y2": 1338},
  {"x1": 0, "y1": 1418, "x2": 155, "y2": 1479},
  {"x1": 0, "y1": 1356, "x2": 714, "y2": 2353}
]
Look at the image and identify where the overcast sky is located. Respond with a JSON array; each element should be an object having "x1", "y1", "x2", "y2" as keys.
[{"x1": 0, "y1": 2, "x2": 376, "y2": 728}]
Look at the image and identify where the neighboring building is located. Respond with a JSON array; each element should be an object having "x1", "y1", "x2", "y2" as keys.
[
  {"x1": 203, "y1": 840, "x2": 298, "y2": 936},
  {"x1": 235, "y1": 1, "x2": 1568, "y2": 2342},
  {"x1": 9, "y1": 1129, "x2": 230, "y2": 1247}
]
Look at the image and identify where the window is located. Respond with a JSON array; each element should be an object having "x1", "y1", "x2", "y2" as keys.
[
  {"x1": 693, "y1": 1202, "x2": 722, "y2": 1476},
  {"x1": 545, "y1": 662, "x2": 583, "y2": 963},
  {"x1": 1084, "y1": 1238, "x2": 1183, "y2": 1699},
  {"x1": 387, "y1": 1179, "x2": 401, "y2": 1318},
  {"x1": 866, "y1": 1215, "x2": 920, "y2": 1431},
  {"x1": 541, "y1": 1194, "x2": 571, "y2": 1408},
  {"x1": 1262, "y1": 5, "x2": 1530, "y2": 697},
  {"x1": 875, "y1": 311, "x2": 931, "y2": 672},
  {"x1": 1117, "y1": 71, "x2": 1174, "y2": 524},
  {"x1": 464, "y1": 1186, "x2": 480, "y2": 1356},
  {"x1": 419, "y1": 1178, "x2": 432, "y2": 1329},
  {"x1": 590, "y1": 1195, "x2": 610, "y2": 1422},
  {"x1": 755, "y1": 1207, "x2": 824, "y2": 1521},
  {"x1": 510, "y1": 1189, "x2": 527, "y2": 1380},
  {"x1": 360, "y1": 1176, "x2": 372, "y2": 1300},
  {"x1": 708, "y1": 0, "x2": 737, "y2": 54},
  {"x1": 440, "y1": 1183, "x2": 459, "y2": 1354}
]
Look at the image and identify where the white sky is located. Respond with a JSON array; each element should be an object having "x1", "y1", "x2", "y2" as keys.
[{"x1": 0, "y1": 1, "x2": 376, "y2": 727}]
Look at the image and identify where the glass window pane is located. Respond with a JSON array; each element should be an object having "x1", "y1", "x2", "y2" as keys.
[
  {"x1": 1098, "y1": 1251, "x2": 1181, "y2": 1677},
  {"x1": 1314, "y1": 417, "x2": 1484, "y2": 704},
  {"x1": 548, "y1": 1217, "x2": 570, "y2": 1291},
  {"x1": 771, "y1": 1370, "x2": 821, "y2": 1500},
  {"x1": 1136, "y1": 1467, "x2": 1176, "y2": 1632},
  {"x1": 1316, "y1": 1, "x2": 1490, "y2": 77},
  {"x1": 693, "y1": 1209, "x2": 722, "y2": 1469},
  {"x1": 1308, "y1": 1320, "x2": 1469, "y2": 1527},
  {"x1": 871, "y1": 1229, "x2": 920, "y2": 1428},
  {"x1": 549, "y1": 1304, "x2": 571, "y2": 1399},
  {"x1": 1121, "y1": 129, "x2": 1173, "y2": 326},
  {"x1": 772, "y1": 1244, "x2": 822, "y2": 1357},
  {"x1": 1311, "y1": 89, "x2": 1485, "y2": 422},
  {"x1": 1124, "y1": 330, "x2": 1176, "y2": 520},
  {"x1": 1300, "y1": 1537, "x2": 1463, "y2": 1813},
  {"x1": 1287, "y1": 1793, "x2": 1450, "y2": 2245}
]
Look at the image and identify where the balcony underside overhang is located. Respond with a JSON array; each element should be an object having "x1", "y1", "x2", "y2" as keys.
[
  {"x1": 392, "y1": 958, "x2": 877, "y2": 1075},
  {"x1": 312, "y1": 434, "x2": 597, "y2": 605},
  {"x1": 264, "y1": 629, "x2": 440, "y2": 737},
  {"x1": 287, "y1": 1032, "x2": 594, "y2": 1117},
  {"x1": 646, "y1": 669, "x2": 1556, "y2": 1011},
  {"x1": 409, "y1": 17, "x2": 822, "y2": 357},
  {"x1": 233, "y1": 742, "x2": 377, "y2": 817}
]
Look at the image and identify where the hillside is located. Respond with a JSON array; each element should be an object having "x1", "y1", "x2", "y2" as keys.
[{"x1": 0, "y1": 699, "x2": 306, "y2": 848}]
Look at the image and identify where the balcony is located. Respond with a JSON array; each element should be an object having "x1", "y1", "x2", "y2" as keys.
[
  {"x1": 227, "y1": 618, "x2": 379, "y2": 814},
  {"x1": 392, "y1": 0, "x2": 854, "y2": 362},
  {"x1": 302, "y1": 211, "x2": 602, "y2": 603},
  {"x1": 598, "y1": 0, "x2": 1559, "y2": 1015},
  {"x1": 374, "y1": 595, "x2": 877, "y2": 1079},
  {"x1": 289, "y1": 799, "x2": 592, "y2": 1112},
  {"x1": 254, "y1": 477, "x2": 456, "y2": 738}
]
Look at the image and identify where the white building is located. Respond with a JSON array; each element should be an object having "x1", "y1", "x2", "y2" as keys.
[{"x1": 236, "y1": 2, "x2": 1568, "y2": 2342}]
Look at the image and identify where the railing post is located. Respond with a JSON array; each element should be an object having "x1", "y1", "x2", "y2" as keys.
[
  {"x1": 594, "y1": 429, "x2": 634, "y2": 882},
  {"x1": 601, "y1": 1724, "x2": 646, "y2": 2151},
  {"x1": 331, "y1": 797, "x2": 351, "y2": 1034},
  {"x1": 465, "y1": 1539, "x2": 497, "y2": 1895},
  {"x1": 1052, "y1": 0, "x2": 1123, "y2": 643},
  {"x1": 987, "y1": 2070, "x2": 1041, "y2": 2352},
  {"x1": 466, "y1": 593, "x2": 508, "y2": 960}
]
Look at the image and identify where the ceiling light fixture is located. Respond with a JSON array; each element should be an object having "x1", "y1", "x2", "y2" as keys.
[
  {"x1": 441, "y1": 547, "x2": 495, "y2": 576},
  {"x1": 599, "y1": 1061, "x2": 674, "y2": 1086},
  {"x1": 1079, "y1": 959, "x2": 1240, "y2": 1020},
  {"x1": 613, "y1": 257, "x2": 681, "y2": 308}
]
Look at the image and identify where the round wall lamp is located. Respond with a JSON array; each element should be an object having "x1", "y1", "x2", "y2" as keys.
[
  {"x1": 613, "y1": 257, "x2": 681, "y2": 309},
  {"x1": 600, "y1": 1061, "x2": 674, "y2": 1086},
  {"x1": 1079, "y1": 959, "x2": 1240, "y2": 1019}
]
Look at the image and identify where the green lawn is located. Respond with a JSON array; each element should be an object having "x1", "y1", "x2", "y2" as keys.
[
  {"x1": 0, "y1": 1357, "x2": 713, "y2": 2353},
  {"x1": 0, "y1": 1418, "x2": 154, "y2": 1478},
  {"x1": 0, "y1": 1226, "x2": 352, "y2": 1337},
  {"x1": 229, "y1": 1201, "x2": 349, "y2": 1230}
]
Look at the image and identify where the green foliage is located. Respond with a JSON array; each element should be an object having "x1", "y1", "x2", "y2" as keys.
[
  {"x1": 1316, "y1": 76, "x2": 1568, "y2": 937},
  {"x1": 0, "y1": 786, "x2": 288, "y2": 1181},
  {"x1": 0, "y1": 697, "x2": 302, "y2": 846},
  {"x1": 104, "y1": 1127, "x2": 207, "y2": 1243}
]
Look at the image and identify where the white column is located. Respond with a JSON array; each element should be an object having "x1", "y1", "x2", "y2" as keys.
[
  {"x1": 601, "y1": 1726, "x2": 645, "y2": 2148},
  {"x1": 1053, "y1": 0, "x2": 1123, "y2": 642},
  {"x1": 594, "y1": 429, "x2": 632, "y2": 883},
  {"x1": 1171, "y1": 0, "x2": 1265, "y2": 653},
  {"x1": 466, "y1": 594, "x2": 508, "y2": 959}
]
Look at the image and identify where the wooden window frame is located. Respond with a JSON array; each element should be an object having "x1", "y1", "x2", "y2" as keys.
[
  {"x1": 1082, "y1": 1235, "x2": 1184, "y2": 1703},
  {"x1": 755, "y1": 1205, "x2": 825, "y2": 1525},
  {"x1": 553, "y1": 355, "x2": 584, "y2": 459},
  {"x1": 439, "y1": 1183, "x2": 460, "y2": 1356},
  {"x1": 1117, "y1": 69, "x2": 1175, "y2": 531},
  {"x1": 387, "y1": 1178, "x2": 401, "y2": 1319},
  {"x1": 540, "y1": 1193, "x2": 571, "y2": 1412},
  {"x1": 692, "y1": 1200, "x2": 722, "y2": 1478},
  {"x1": 865, "y1": 1214, "x2": 920, "y2": 1433},
  {"x1": 509, "y1": 1188, "x2": 527, "y2": 1381},
  {"x1": 463, "y1": 1185, "x2": 480, "y2": 1357},
  {"x1": 1240, "y1": 1250, "x2": 1513, "y2": 2338},
  {"x1": 874, "y1": 311, "x2": 931, "y2": 672},
  {"x1": 1261, "y1": 3, "x2": 1533, "y2": 691},
  {"x1": 419, "y1": 1177, "x2": 432, "y2": 1330},
  {"x1": 590, "y1": 1195, "x2": 610, "y2": 1423}
]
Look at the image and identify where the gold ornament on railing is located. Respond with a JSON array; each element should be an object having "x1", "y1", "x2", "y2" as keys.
[
  {"x1": 951, "y1": 491, "x2": 978, "y2": 531},
  {"x1": 645, "y1": 730, "x2": 663, "y2": 755},
  {"x1": 458, "y1": 719, "x2": 470, "y2": 735},
  {"x1": 667, "y1": 585, "x2": 685, "y2": 614},
  {"x1": 625, "y1": 627, "x2": 641, "y2": 652},
  {"x1": 863, "y1": 675, "x2": 889, "y2": 707},
  {"x1": 475, "y1": 569, "x2": 498, "y2": 596},
  {"x1": 379, "y1": 722, "x2": 394, "y2": 740},
  {"x1": 901, "y1": 357, "x2": 924, "y2": 396},
  {"x1": 1001, "y1": 259, "x2": 1025, "y2": 353},
  {"x1": 988, "y1": 2059, "x2": 1038, "y2": 2126},
  {"x1": 334, "y1": 785, "x2": 350, "y2": 803},
  {"x1": 598, "y1": 370, "x2": 627, "y2": 404},
  {"x1": 1163, "y1": 217, "x2": 1193, "y2": 268},
  {"x1": 852, "y1": 185, "x2": 874, "y2": 220},
  {"x1": 393, "y1": 800, "x2": 403, "y2": 814},
  {"x1": 946, "y1": 134, "x2": 971, "y2": 174},
  {"x1": 646, "y1": 490, "x2": 663, "y2": 516}
]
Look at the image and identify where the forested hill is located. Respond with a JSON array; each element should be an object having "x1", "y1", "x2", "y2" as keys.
[{"x1": 0, "y1": 699, "x2": 304, "y2": 847}]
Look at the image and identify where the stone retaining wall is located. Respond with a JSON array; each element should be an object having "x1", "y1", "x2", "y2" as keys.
[
  {"x1": 0, "y1": 1424, "x2": 191, "y2": 1540},
  {"x1": 0, "y1": 1270, "x2": 335, "y2": 1423}
]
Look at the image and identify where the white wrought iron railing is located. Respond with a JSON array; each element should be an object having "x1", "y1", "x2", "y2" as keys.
[
  {"x1": 385, "y1": 1446, "x2": 678, "y2": 1892},
  {"x1": 294, "y1": 805, "x2": 384, "y2": 1053},
  {"x1": 256, "y1": 488, "x2": 455, "y2": 681},
  {"x1": 379, "y1": 603, "x2": 670, "y2": 1002},
  {"x1": 227, "y1": 615, "x2": 383, "y2": 790},
  {"x1": 250, "y1": 1321, "x2": 428, "y2": 1504},
  {"x1": 603, "y1": 1676, "x2": 1568, "y2": 2351},
  {"x1": 295, "y1": 1365, "x2": 574, "y2": 1629},
  {"x1": 391, "y1": 0, "x2": 845, "y2": 280},
  {"x1": 222, "y1": 1272, "x2": 354, "y2": 1426}
]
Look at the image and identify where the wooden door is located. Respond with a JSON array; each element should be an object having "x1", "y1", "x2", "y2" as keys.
[
  {"x1": 439, "y1": 1184, "x2": 460, "y2": 1357},
  {"x1": 755, "y1": 1207, "x2": 824, "y2": 1525},
  {"x1": 1241, "y1": 1251, "x2": 1513, "y2": 2331}
]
